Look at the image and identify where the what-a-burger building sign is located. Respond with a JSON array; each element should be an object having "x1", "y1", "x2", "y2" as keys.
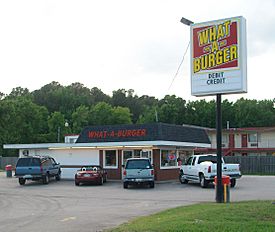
[{"x1": 190, "y1": 16, "x2": 247, "y2": 96}]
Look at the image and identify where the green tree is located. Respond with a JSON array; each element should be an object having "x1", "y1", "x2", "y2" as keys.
[
  {"x1": 32, "y1": 82, "x2": 111, "y2": 121},
  {"x1": 112, "y1": 89, "x2": 144, "y2": 123},
  {"x1": 90, "y1": 87, "x2": 111, "y2": 104},
  {"x1": 32, "y1": 81, "x2": 63, "y2": 113},
  {"x1": 89, "y1": 102, "x2": 113, "y2": 125},
  {"x1": 0, "y1": 92, "x2": 5, "y2": 100},
  {"x1": 0, "y1": 97, "x2": 49, "y2": 156},
  {"x1": 72, "y1": 105, "x2": 89, "y2": 133},
  {"x1": 233, "y1": 98, "x2": 275, "y2": 127},
  {"x1": 112, "y1": 106, "x2": 132, "y2": 124},
  {"x1": 185, "y1": 100, "x2": 216, "y2": 127},
  {"x1": 158, "y1": 95, "x2": 187, "y2": 124},
  {"x1": 48, "y1": 111, "x2": 67, "y2": 142},
  {"x1": 89, "y1": 102, "x2": 132, "y2": 125},
  {"x1": 7, "y1": 87, "x2": 32, "y2": 100},
  {"x1": 137, "y1": 107, "x2": 159, "y2": 124},
  {"x1": 221, "y1": 99, "x2": 235, "y2": 128}
]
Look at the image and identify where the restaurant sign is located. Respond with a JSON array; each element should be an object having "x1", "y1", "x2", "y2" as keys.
[{"x1": 190, "y1": 16, "x2": 247, "y2": 96}]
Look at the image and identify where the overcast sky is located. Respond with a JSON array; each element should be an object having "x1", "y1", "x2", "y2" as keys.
[{"x1": 0, "y1": 0, "x2": 275, "y2": 101}]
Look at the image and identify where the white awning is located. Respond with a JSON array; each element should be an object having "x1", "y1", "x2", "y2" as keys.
[{"x1": 4, "y1": 140, "x2": 210, "y2": 150}]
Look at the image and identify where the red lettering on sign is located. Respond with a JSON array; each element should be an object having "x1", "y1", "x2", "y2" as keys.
[
  {"x1": 88, "y1": 131, "x2": 95, "y2": 138},
  {"x1": 87, "y1": 128, "x2": 147, "y2": 140},
  {"x1": 126, "y1": 130, "x2": 132, "y2": 137},
  {"x1": 140, "y1": 129, "x2": 146, "y2": 136},
  {"x1": 103, "y1": 131, "x2": 107, "y2": 138}
]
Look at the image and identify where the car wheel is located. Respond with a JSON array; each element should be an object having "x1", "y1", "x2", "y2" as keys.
[
  {"x1": 42, "y1": 174, "x2": 49, "y2": 185},
  {"x1": 179, "y1": 172, "x2": 188, "y2": 184},
  {"x1": 19, "y1": 178, "x2": 26, "y2": 185},
  {"x1": 149, "y1": 181, "x2": 155, "y2": 188},
  {"x1": 75, "y1": 181, "x2": 80, "y2": 186},
  {"x1": 55, "y1": 172, "x2": 61, "y2": 181},
  {"x1": 230, "y1": 178, "x2": 236, "y2": 188},
  {"x1": 199, "y1": 174, "x2": 208, "y2": 188},
  {"x1": 123, "y1": 182, "x2": 128, "y2": 189}
]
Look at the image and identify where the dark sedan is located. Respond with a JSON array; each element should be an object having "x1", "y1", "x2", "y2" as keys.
[{"x1": 75, "y1": 166, "x2": 107, "y2": 186}]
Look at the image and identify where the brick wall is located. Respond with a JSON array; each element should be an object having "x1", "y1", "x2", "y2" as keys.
[{"x1": 153, "y1": 149, "x2": 179, "y2": 181}]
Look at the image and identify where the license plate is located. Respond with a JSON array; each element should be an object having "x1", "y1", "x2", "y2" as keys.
[
  {"x1": 135, "y1": 179, "x2": 143, "y2": 182},
  {"x1": 83, "y1": 174, "x2": 90, "y2": 177},
  {"x1": 23, "y1": 175, "x2": 32, "y2": 179}
]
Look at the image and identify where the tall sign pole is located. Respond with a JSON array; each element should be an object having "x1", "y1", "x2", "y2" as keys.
[
  {"x1": 216, "y1": 94, "x2": 223, "y2": 202},
  {"x1": 187, "y1": 16, "x2": 247, "y2": 203}
]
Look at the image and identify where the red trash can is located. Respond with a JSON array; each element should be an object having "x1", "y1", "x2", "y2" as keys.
[
  {"x1": 214, "y1": 175, "x2": 230, "y2": 203},
  {"x1": 5, "y1": 165, "x2": 13, "y2": 178}
]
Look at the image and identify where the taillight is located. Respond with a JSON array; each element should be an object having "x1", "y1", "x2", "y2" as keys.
[
  {"x1": 151, "y1": 170, "x2": 154, "y2": 176},
  {"x1": 123, "y1": 170, "x2": 126, "y2": 176},
  {"x1": 208, "y1": 166, "x2": 211, "y2": 173}
]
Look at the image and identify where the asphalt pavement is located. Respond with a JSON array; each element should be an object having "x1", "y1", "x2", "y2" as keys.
[{"x1": 0, "y1": 173, "x2": 274, "y2": 232}]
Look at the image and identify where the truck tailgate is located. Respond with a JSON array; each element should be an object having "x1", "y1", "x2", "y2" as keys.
[
  {"x1": 211, "y1": 164, "x2": 241, "y2": 175},
  {"x1": 15, "y1": 166, "x2": 42, "y2": 176},
  {"x1": 126, "y1": 169, "x2": 152, "y2": 178}
]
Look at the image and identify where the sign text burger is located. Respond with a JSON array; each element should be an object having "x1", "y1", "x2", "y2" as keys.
[{"x1": 190, "y1": 16, "x2": 247, "y2": 96}]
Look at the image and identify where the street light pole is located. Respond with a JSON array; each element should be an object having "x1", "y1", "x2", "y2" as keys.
[
  {"x1": 57, "y1": 121, "x2": 69, "y2": 143},
  {"x1": 57, "y1": 126, "x2": 61, "y2": 143}
]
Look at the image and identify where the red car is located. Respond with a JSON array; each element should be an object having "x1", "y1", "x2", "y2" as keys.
[{"x1": 75, "y1": 165, "x2": 107, "y2": 186}]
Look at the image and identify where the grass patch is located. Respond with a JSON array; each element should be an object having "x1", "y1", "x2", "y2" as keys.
[{"x1": 107, "y1": 201, "x2": 275, "y2": 232}]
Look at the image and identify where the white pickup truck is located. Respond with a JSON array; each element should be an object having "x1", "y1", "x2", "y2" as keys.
[{"x1": 179, "y1": 154, "x2": 242, "y2": 188}]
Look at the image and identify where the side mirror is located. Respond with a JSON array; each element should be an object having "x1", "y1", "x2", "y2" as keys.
[{"x1": 122, "y1": 164, "x2": 125, "y2": 168}]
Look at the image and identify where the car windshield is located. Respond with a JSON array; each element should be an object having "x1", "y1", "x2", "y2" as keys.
[
  {"x1": 126, "y1": 160, "x2": 152, "y2": 169},
  {"x1": 198, "y1": 156, "x2": 217, "y2": 164}
]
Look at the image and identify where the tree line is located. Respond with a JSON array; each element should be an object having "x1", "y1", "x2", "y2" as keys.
[{"x1": 1, "y1": 81, "x2": 275, "y2": 156}]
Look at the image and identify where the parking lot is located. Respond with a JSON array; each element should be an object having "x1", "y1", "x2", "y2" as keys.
[{"x1": 0, "y1": 173, "x2": 274, "y2": 232}]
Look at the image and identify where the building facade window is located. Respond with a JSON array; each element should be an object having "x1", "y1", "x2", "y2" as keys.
[
  {"x1": 178, "y1": 150, "x2": 193, "y2": 165},
  {"x1": 122, "y1": 150, "x2": 153, "y2": 166},
  {"x1": 222, "y1": 134, "x2": 228, "y2": 147},
  {"x1": 104, "y1": 150, "x2": 118, "y2": 168},
  {"x1": 160, "y1": 150, "x2": 177, "y2": 168},
  {"x1": 248, "y1": 133, "x2": 258, "y2": 143},
  {"x1": 22, "y1": 150, "x2": 29, "y2": 156},
  {"x1": 161, "y1": 149, "x2": 193, "y2": 168}
]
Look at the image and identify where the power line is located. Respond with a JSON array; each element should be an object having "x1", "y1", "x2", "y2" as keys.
[{"x1": 167, "y1": 41, "x2": 190, "y2": 91}]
